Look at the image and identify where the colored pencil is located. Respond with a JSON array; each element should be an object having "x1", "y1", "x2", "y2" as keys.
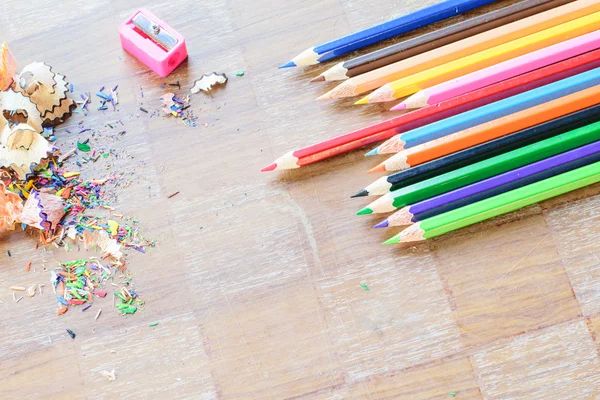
[
  {"x1": 368, "y1": 67, "x2": 600, "y2": 168},
  {"x1": 383, "y1": 161, "x2": 600, "y2": 243},
  {"x1": 369, "y1": 48, "x2": 600, "y2": 156},
  {"x1": 264, "y1": 69, "x2": 557, "y2": 172},
  {"x1": 357, "y1": 11, "x2": 600, "y2": 104},
  {"x1": 354, "y1": 109, "x2": 600, "y2": 201},
  {"x1": 361, "y1": 104, "x2": 600, "y2": 200},
  {"x1": 370, "y1": 84, "x2": 600, "y2": 174},
  {"x1": 318, "y1": 0, "x2": 600, "y2": 100},
  {"x1": 396, "y1": 30, "x2": 600, "y2": 110},
  {"x1": 356, "y1": 104, "x2": 600, "y2": 198},
  {"x1": 313, "y1": 0, "x2": 570, "y2": 82},
  {"x1": 279, "y1": 0, "x2": 496, "y2": 68},
  {"x1": 358, "y1": 122, "x2": 600, "y2": 216},
  {"x1": 371, "y1": 68, "x2": 600, "y2": 169},
  {"x1": 376, "y1": 140, "x2": 600, "y2": 228},
  {"x1": 265, "y1": 50, "x2": 600, "y2": 172}
]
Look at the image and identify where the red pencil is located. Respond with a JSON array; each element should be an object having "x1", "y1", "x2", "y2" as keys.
[{"x1": 263, "y1": 48, "x2": 600, "y2": 171}]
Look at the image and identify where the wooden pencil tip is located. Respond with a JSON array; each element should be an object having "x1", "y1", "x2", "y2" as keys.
[
  {"x1": 373, "y1": 219, "x2": 389, "y2": 228},
  {"x1": 355, "y1": 96, "x2": 369, "y2": 105},
  {"x1": 356, "y1": 207, "x2": 373, "y2": 215},
  {"x1": 368, "y1": 164, "x2": 386, "y2": 173},
  {"x1": 390, "y1": 102, "x2": 407, "y2": 111},
  {"x1": 261, "y1": 163, "x2": 277, "y2": 172},
  {"x1": 279, "y1": 61, "x2": 296, "y2": 69},
  {"x1": 316, "y1": 92, "x2": 332, "y2": 101},
  {"x1": 310, "y1": 75, "x2": 326, "y2": 82},
  {"x1": 351, "y1": 189, "x2": 369, "y2": 198},
  {"x1": 382, "y1": 235, "x2": 399, "y2": 245},
  {"x1": 364, "y1": 147, "x2": 379, "y2": 157}
]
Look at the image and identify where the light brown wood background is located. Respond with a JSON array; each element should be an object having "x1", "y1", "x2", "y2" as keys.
[{"x1": 2, "y1": 0, "x2": 600, "y2": 398}]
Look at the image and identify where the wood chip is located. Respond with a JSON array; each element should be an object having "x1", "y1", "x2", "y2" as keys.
[
  {"x1": 27, "y1": 284, "x2": 36, "y2": 298},
  {"x1": 15, "y1": 296, "x2": 23, "y2": 303},
  {"x1": 99, "y1": 369, "x2": 116, "y2": 381},
  {"x1": 10, "y1": 286, "x2": 26, "y2": 291},
  {"x1": 95, "y1": 309, "x2": 102, "y2": 321}
]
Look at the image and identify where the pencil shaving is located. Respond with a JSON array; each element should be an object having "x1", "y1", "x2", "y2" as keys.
[
  {"x1": 0, "y1": 181, "x2": 23, "y2": 235},
  {"x1": 19, "y1": 190, "x2": 65, "y2": 232},
  {"x1": 0, "y1": 42, "x2": 17, "y2": 91},
  {"x1": 82, "y1": 230, "x2": 123, "y2": 264},
  {"x1": 0, "y1": 123, "x2": 53, "y2": 179},
  {"x1": 190, "y1": 72, "x2": 227, "y2": 94}
]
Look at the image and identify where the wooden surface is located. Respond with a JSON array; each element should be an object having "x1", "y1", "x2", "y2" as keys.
[{"x1": 2, "y1": 0, "x2": 600, "y2": 398}]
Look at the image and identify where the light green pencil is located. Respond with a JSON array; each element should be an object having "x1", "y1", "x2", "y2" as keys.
[{"x1": 384, "y1": 160, "x2": 600, "y2": 243}]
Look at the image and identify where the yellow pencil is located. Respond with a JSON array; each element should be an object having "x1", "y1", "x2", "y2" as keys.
[{"x1": 355, "y1": 10, "x2": 600, "y2": 104}]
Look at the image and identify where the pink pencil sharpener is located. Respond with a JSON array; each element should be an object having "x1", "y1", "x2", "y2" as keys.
[{"x1": 119, "y1": 8, "x2": 188, "y2": 77}]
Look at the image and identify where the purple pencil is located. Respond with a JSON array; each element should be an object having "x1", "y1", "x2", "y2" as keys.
[{"x1": 375, "y1": 139, "x2": 600, "y2": 228}]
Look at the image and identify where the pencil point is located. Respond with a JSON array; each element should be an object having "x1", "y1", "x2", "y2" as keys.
[
  {"x1": 351, "y1": 189, "x2": 369, "y2": 198},
  {"x1": 355, "y1": 96, "x2": 369, "y2": 105},
  {"x1": 383, "y1": 235, "x2": 400, "y2": 245},
  {"x1": 373, "y1": 219, "x2": 389, "y2": 228},
  {"x1": 365, "y1": 147, "x2": 379, "y2": 157},
  {"x1": 317, "y1": 92, "x2": 331, "y2": 101},
  {"x1": 279, "y1": 61, "x2": 296, "y2": 69},
  {"x1": 310, "y1": 75, "x2": 325, "y2": 82},
  {"x1": 356, "y1": 207, "x2": 373, "y2": 215},
  {"x1": 390, "y1": 102, "x2": 407, "y2": 111},
  {"x1": 368, "y1": 164, "x2": 386, "y2": 173},
  {"x1": 261, "y1": 163, "x2": 277, "y2": 172}
]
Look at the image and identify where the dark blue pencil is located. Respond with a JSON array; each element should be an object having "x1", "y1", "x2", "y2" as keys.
[{"x1": 280, "y1": 0, "x2": 496, "y2": 68}]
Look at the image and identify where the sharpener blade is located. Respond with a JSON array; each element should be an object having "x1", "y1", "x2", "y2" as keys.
[{"x1": 132, "y1": 13, "x2": 178, "y2": 50}]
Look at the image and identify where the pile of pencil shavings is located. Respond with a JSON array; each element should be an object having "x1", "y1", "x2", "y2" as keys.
[
  {"x1": 0, "y1": 49, "x2": 76, "y2": 180},
  {"x1": 52, "y1": 258, "x2": 142, "y2": 317}
]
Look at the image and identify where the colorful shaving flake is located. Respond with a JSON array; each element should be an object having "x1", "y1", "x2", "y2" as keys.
[
  {"x1": 52, "y1": 258, "x2": 142, "y2": 316},
  {"x1": 159, "y1": 93, "x2": 199, "y2": 127}
]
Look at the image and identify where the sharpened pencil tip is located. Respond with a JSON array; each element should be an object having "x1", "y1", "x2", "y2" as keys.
[
  {"x1": 261, "y1": 163, "x2": 277, "y2": 172},
  {"x1": 368, "y1": 164, "x2": 386, "y2": 173},
  {"x1": 310, "y1": 75, "x2": 326, "y2": 82},
  {"x1": 279, "y1": 61, "x2": 296, "y2": 69},
  {"x1": 382, "y1": 235, "x2": 400, "y2": 245},
  {"x1": 351, "y1": 189, "x2": 369, "y2": 198},
  {"x1": 356, "y1": 207, "x2": 373, "y2": 215},
  {"x1": 390, "y1": 102, "x2": 407, "y2": 111},
  {"x1": 373, "y1": 219, "x2": 389, "y2": 228},
  {"x1": 365, "y1": 147, "x2": 379, "y2": 157},
  {"x1": 355, "y1": 96, "x2": 369, "y2": 105}
]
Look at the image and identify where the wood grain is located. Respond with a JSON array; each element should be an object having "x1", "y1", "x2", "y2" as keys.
[{"x1": 1, "y1": 0, "x2": 599, "y2": 398}]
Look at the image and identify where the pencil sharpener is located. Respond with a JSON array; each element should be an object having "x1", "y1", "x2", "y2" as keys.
[{"x1": 119, "y1": 8, "x2": 188, "y2": 77}]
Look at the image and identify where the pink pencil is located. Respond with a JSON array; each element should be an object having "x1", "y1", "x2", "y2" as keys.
[{"x1": 394, "y1": 29, "x2": 600, "y2": 110}]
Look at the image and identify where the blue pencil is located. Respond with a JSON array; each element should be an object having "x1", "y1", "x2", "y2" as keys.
[
  {"x1": 375, "y1": 138, "x2": 600, "y2": 228},
  {"x1": 365, "y1": 67, "x2": 600, "y2": 157},
  {"x1": 280, "y1": 0, "x2": 497, "y2": 68}
]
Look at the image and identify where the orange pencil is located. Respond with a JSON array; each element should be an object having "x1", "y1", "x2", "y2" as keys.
[
  {"x1": 369, "y1": 84, "x2": 600, "y2": 173},
  {"x1": 318, "y1": 0, "x2": 600, "y2": 100}
]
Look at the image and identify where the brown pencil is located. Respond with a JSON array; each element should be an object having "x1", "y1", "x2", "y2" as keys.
[{"x1": 313, "y1": 0, "x2": 573, "y2": 82}]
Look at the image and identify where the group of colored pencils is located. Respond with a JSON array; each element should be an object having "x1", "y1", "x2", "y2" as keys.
[{"x1": 265, "y1": 0, "x2": 600, "y2": 244}]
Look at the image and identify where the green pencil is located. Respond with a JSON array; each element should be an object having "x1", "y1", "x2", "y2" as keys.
[
  {"x1": 357, "y1": 121, "x2": 600, "y2": 215},
  {"x1": 384, "y1": 160, "x2": 600, "y2": 243}
]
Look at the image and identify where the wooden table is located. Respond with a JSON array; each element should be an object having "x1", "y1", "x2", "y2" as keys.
[{"x1": 2, "y1": 0, "x2": 600, "y2": 398}]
